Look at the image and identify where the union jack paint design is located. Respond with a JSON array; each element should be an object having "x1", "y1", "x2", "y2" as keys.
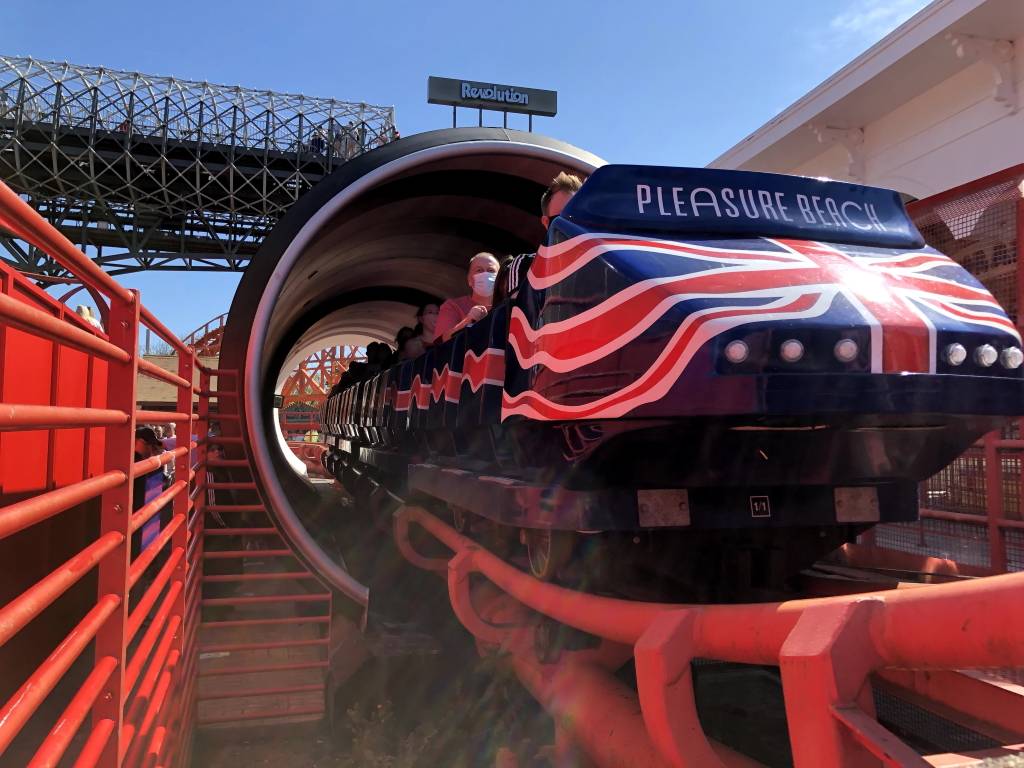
[
  {"x1": 502, "y1": 233, "x2": 1020, "y2": 422},
  {"x1": 396, "y1": 348, "x2": 505, "y2": 412}
]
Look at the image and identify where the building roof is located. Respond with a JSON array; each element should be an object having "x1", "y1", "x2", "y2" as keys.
[{"x1": 710, "y1": 0, "x2": 1024, "y2": 172}]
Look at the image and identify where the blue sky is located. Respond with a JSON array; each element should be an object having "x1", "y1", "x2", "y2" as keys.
[{"x1": 3, "y1": 0, "x2": 929, "y2": 337}]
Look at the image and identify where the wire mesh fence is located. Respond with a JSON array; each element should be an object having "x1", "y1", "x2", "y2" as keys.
[{"x1": 871, "y1": 165, "x2": 1024, "y2": 574}]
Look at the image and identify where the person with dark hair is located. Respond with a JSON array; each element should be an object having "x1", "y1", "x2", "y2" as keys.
[
  {"x1": 365, "y1": 342, "x2": 393, "y2": 370},
  {"x1": 414, "y1": 303, "x2": 439, "y2": 346},
  {"x1": 540, "y1": 171, "x2": 584, "y2": 230},
  {"x1": 347, "y1": 342, "x2": 393, "y2": 382},
  {"x1": 395, "y1": 326, "x2": 424, "y2": 360},
  {"x1": 133, "y1": 426, "x2": 167, "y2": 557}
]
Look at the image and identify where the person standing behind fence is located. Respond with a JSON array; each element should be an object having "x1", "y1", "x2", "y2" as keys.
[{"x1": 132, "y1": 426, "x2": 165, "y2": 554}]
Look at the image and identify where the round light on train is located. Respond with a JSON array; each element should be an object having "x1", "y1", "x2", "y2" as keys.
[
  {"x1": 975, "y1": 344, "x2": 998, "y2": 367},
  {"x1": 779, "y1": 339, "x2": 804, "y2": 363},
  {"x1": 944, "y1": 343, "x2": 967, "y2": 366},
  {"x1": 724, "y1": 340, "x2": 749, "y2": 364},
  {"x1": 1000, "y1": 346, "x2": 1023, "y2": 369},
  {"x1": 834, "y1": 338, "x2": 859, "y2": 363}
]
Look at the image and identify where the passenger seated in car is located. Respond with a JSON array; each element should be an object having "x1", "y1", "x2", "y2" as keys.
[
  {"x1": 365, "y1": 342, "x2": 393, "y2": 374},
  {"x1": 506, "y1": 172, "x2": 586, "y2": 301},
  {"x1": 413, "y1": 302, "x2": 439, "y2": 348},
  {"x1": 395, "y1": 326, "x2": 425, "y2": 360},
  {"x1": 341, "y1": 360, "x2": 366, "y2": 385},
  {"x1": 433, "y1": 252, "x2": 500, "y2": 343}
]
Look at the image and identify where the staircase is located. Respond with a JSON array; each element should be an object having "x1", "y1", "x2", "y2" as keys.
[{"x1": 193, "y1": 370, "x2": 334, "y2": 728}]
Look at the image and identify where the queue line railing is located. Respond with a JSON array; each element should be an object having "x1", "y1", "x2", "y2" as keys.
[{"x1": 0, "y1": 179, "x2": 205, "y2": 767}]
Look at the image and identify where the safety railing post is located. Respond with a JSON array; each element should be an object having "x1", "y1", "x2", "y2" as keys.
[
  {"x1": 91, "y1": 289, "x2": 141, "y2": 768},
  {"x1": 197, "y1": 368, "x2": 210, "y2": 508},
  {"x1": 983, "y1": 431, "x2": 1007, "y2": 573},
  {"x1": 171, "y1": 346, "x2": 194, "y2": 743}
]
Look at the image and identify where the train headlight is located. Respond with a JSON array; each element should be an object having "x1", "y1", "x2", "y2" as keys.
[
  {"x1": 944, "y1": 343, "x2": 967, "y2": 366},
  {"x1": 779, "y1": 339, "x2": 804, "y2": 363},
  {"x1": 1000, "y1": 346, "x2": 1023, "y2": 369},
  {"x1": 724, "y1": 340, "x2": 749, "y2": 364},
  {"x1": 975, "y1": 344, "x2": 998, "y2": 367},
  {"x1": 834, "y1": 338, "x2": 859, "y2": 363}
]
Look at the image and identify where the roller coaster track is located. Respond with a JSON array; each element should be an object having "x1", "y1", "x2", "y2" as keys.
[
  {"x1": 392, "y1": 504, "x2": 1024, "y2": 767},
  {"x1": 0, "y1": 55, "x2": 396, "y2": 276}
]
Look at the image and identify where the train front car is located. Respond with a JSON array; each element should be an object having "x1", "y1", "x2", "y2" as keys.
[{"x1": 324, "y1": 165, "x2": 1024, "y2": 596}]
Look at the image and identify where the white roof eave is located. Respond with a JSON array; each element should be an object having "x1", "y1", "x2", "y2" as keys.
[{"x1": 709, "y1": 0, "x2": 991, "y2": 170}]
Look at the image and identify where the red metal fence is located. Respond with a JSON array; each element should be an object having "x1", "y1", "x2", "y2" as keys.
[
  {"x1": 0, "y1": 182, "x2": 206, "y2": 767},
  {"x1": 867, "y1": 165, "x2": 1024, "y2": 576}
]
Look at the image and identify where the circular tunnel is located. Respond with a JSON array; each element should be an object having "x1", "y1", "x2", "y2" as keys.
[{"x1": 219, "y1": 128, "x2": 604, "y2": 606}]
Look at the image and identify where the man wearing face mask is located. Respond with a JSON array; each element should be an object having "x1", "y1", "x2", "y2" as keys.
[{"x1": 433, "y1": 252, "x2": 500, "y2": 343}]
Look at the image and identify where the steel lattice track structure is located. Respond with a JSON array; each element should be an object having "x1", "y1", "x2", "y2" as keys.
[{"x1": 0, "y1": 55, "x2": 397, "y2": 275}]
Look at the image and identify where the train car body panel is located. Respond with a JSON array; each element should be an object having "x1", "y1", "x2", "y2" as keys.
[{"x1": 321, "y1": 165, "x2": 1024, "y2": 552}]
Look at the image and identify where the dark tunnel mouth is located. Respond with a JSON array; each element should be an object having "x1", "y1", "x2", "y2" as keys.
[{"x1": 230, "y1": 131, "x2": 604, "y2": 607}]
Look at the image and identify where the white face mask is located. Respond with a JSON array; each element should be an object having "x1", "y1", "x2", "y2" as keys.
[{"x1": 473, "y1": 272, "x2": 496, "y2": 297}]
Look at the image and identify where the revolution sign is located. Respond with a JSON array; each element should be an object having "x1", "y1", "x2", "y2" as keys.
[{"x1": 428, "y1": 76, "x2": 557, "y2": 117}]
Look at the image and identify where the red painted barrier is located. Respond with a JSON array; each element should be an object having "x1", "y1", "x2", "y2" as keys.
[
  {"x1": 395, "y1": 505, "x2": 1024, "y2": 767},
  {"x1": 0, "y1": 180, "x2": 201, "y2": 767}
]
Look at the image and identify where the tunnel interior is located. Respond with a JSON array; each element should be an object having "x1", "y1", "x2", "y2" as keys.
[{"x1": 219, "y1": 129, "x2": 603, "y2": 602}]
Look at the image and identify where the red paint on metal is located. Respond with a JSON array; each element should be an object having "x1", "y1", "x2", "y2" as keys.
[
  {"x1": 0, "y1": 531, "x2": 123, "y2": 646},
  {"x1": 876, "y1": 669, "x2": 1024, "y2": 746},
  {"x1": 0, "y1": 470, "x2": 125, "y2": 538},
  {"x1": 27, "y1": 656, "x2": 118, "y2": 768},
  {"x1": 396, "y1": 504, "x2": 1024, "y2": 767},
  {"x1": 126, "y1": 549, "x2": 185, "y2": 643},
  {"x1": 3, "y1": 160, "x2": 1024, "y2": 766},
  {"x1": 0, "y1": 594, "x2": 121, "y2": 756}
]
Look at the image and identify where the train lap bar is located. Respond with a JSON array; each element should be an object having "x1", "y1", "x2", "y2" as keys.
[{"x1": 319, "y1": 163, "x2": 1024, "y2": 567}]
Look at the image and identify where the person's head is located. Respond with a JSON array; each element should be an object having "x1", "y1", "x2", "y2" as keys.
[
  {"x1": 540, "y1": 172, "x2": 584, "y2": 230},
  {"x1": 467, "y1": 252, "x2": 500, "y2": 301},
  {"x1": 415, "y1": 303, "x2": 439, "y2": 337},
  {"x1": 401, "y1": 336, "x2": 425, "y2": 360},
  {"x1": 366, "y1": 342, "x2": 392, "y2": 367},
  {"x1": 395, "y1": 326, "x2": 416, "y2": 347},
  {"x1": 165, "y1": 423, "x2": 176, "y2": 437},
  {"x1": 395, "y1": 326, "x2": 423, "y2": 360},
  {"x1": 134, "y1": 426, "x2": 162, "y2": 458}
]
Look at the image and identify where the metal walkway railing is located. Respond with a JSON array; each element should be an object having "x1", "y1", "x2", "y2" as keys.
[
  {"x1": 0, "y1": 179, "x2": 199, "y2": 766},
  {"x1": 0, "y1": 179, "x2": 336, "y2": 766}
]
